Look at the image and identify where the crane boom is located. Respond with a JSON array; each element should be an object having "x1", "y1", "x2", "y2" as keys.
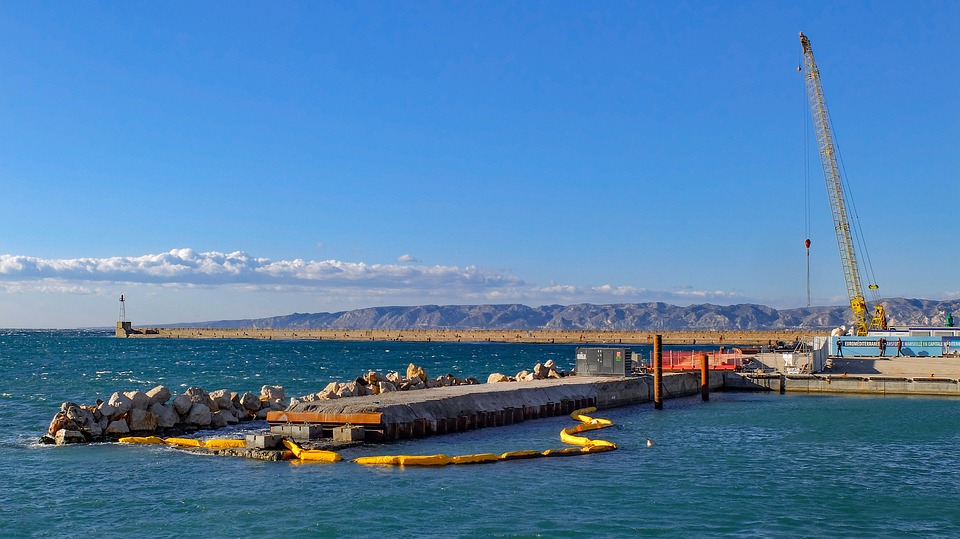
[{"x1": 799, "y1": 32, "x2": 886, "y2": 336}]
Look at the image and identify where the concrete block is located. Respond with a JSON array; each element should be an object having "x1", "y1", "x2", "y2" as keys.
[
  {"x1": 333, "y1": 425, "x2": 365, "y2": 442},
  {"x1": 271, "y1": 424, "x2": 322, "y2": 440},
  {"x1": 246, "y1": 434, "x2": 283, "y2": 449}
]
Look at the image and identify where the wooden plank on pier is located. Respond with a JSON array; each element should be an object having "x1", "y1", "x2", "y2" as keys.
[{"x1": 266, "y1": 411, "x2": 383, "y2": 426}]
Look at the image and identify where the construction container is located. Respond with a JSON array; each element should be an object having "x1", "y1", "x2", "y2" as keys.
[{"x1": 575, "y1": 347, "x2": 633, "y2": 376}]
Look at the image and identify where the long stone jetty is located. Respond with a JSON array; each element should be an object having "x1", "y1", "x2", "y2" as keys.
[{"x1": 116, "y1": 323, "x2": 815, "y2": 345}]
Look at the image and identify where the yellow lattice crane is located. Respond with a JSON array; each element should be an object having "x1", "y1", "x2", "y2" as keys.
[{"x1": 799, "y1": 32, "x2": 886, "y2": 336}]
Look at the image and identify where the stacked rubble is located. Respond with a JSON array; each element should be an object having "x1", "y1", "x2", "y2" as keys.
[
  {"x1": 293, "y1": 363, "x2": 480, "y2": 404},
  {"x1": 44, "y1": 384, "x2": 287, "y2": 445},
  {"x1": 486, "y1": 359, "x2": 568, "y2": 383}
]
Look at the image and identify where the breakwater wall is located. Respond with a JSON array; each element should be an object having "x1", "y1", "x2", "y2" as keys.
[
  {"x1": 117, "y1": 323, "x2": 815, "y2": 346},
  {"x1": 725, "y1": 372, "x2": 960, "y2": 396}
]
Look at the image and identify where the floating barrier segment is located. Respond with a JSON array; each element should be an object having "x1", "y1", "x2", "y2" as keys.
[
  {"x1": 352, "y1": 406, "x2": 617, "y2": 467},
  {"x1": 282, "y1": 439, "x2": 343, "y2": 462},
  {"x1": 118, "y1": 406, "x2": 616, "y2": 466},
  {"x1": 120, "y1": 436, "x2": 247, "y2": 451}
]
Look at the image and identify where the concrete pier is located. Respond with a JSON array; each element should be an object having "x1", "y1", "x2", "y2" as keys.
[
  {"x1": 267, "y1": 373, "x2": 724, "y2": 442},
  {"x1": 725, "y1": 372, "x2": 960, "y2": 396}
]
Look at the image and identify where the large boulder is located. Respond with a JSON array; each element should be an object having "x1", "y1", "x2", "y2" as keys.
[
  {"x1": 209, "y1": 389, "x2": 233, "y2": 412},
  {"x1": 386, "y1": 371, "x2": 402, "y2": 384},
  {"x1": 260, "y1": 385, "x2": 285, "y2": 405},
  {"x1": 185, "y1": 403, "x2": 212, "y2": 427},
  {"x1": 172, "y1": 394, "x2": 193, "y2": 416},
  {"x1": 149, "y1": 403, "x2": 179, "y2": 428},
  {"x1": 406, "y1": 363, "x2": 427, "y2": 382},
  {"x1": 107, "y1": 392, "x2": 133, "y2": 415},
  {"x1": 378, "y1": 381, "x2": 396, "y2": 393},
  {"x1": 533, "y1": 363, "x2": 548, "y2": 379},
  {"x1": 97, "y1": 401, "x2": 117, "y2": 420},
  {"x1": 128, "y1": 409, "x2": 158, "y2": 432},
  {"x1": 123, "y1": 391, "x2": 151, "y2": 411},
  {"x1": 55, "y1": 429, "x2": 86, "y2": 445},
  {"x1": 317, "y1": 389, "x2": 338, "y2": 400},
  {"x1": 335, "y1": 383, "x2": 354, "y2": 398},
  {"x1": 47, "y1": 411, "x2": 79, "y2": 436},
  {"x1": 184, "y1": 387, "x2": 217, "y2": 412},
  {"x1": 487, "y1": 373, "x2": 511, "y2": 383},
  {"x1": 105, "y1": 420, "x2": 130, "y2": 435},
  {"x1": 239, "y1": 392, "x2": 261, "y2": 412},
  {"x1": 146, "y1": 385, "x2": 172, "y2": 405},
  {"x1": 209, "y1": 411, "x2": 229, "y2": 429}
]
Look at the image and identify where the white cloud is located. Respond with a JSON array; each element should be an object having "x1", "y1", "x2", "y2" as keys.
[{"x1": 0, "y1": 248, "x2": 750, "y2": 308}]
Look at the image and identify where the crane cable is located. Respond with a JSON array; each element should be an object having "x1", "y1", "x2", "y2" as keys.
[{"x1": 800, "y1": 53, "x2": 812, "y2": 308}]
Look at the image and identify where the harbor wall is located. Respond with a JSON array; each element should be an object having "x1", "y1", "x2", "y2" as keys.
[
  {"x1": 116, "y1": 324, "x2": 815, "y2": 346},
  {"x1": 724, "y1": 372, "x2": 960, "y2": 396}
]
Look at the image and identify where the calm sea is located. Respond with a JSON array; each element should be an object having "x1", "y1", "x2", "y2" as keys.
[{"x1": 2, "y1": 330, "x2": 959, "y2": 538}]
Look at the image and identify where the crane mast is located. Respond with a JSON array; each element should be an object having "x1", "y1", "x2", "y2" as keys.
[{"x1": 799, "y1": 32, "x2": 886, "y2": 336}]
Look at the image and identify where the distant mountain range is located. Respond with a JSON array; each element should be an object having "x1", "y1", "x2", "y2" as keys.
[{"x1": 163, "y1": 298, "x2": 960, "y2": 331}]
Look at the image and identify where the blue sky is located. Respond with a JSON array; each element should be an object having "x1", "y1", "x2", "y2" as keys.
[{"x1": 0, "y1": 1, "x2": 957, "y2": 328}]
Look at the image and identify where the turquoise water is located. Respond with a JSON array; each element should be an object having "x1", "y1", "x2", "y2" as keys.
[{"x1": 3, "y1": 330, "x2": 960, "y2": 537}]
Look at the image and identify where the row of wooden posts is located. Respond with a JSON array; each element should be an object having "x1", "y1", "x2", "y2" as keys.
[{"x1": 651, "y1": 334, "x2": 710, "y2": 410}]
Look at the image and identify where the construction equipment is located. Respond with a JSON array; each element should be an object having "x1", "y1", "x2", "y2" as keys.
[{"x1": 799, "y1": 32, "x2": 886, "y2": 336}]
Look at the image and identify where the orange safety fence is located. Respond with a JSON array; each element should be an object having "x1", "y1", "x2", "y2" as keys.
[{"x1": 636, "y1": 350, "x2": 745, "y2": 372}]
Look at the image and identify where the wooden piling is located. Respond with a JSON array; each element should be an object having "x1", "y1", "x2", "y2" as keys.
[
  {"x1": 654, "y1": 334, "x2": 664, "y2": 410},
  {"x1": 701, "y1": 353, "x2": 710, "y2": 401}
]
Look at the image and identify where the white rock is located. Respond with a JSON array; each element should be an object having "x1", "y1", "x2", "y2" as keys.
[
  {"x1": 533, "y1": 363, "x2": 547, "y2": 379},
  {"x1": 55, "y1": 429, "x2": 86, "y2": 445},
  {"x1": 107, "y1": 392, "x2": 132, "y2": 415},
  {"x1": 544, "y1": 359, "x2": 556, "y2": 370},
  {"x1": 145, "y1": 385, "x2": 172, "y2": 405},
  {"x1": 260, "y1": 385, "x2": 285, "y2": 404}
]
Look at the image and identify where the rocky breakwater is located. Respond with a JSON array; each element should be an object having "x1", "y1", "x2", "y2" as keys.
[
  {"x1": 486, "y1": 359, "x2": 570, "y2": 383},
  {"x1": 43, "y1": 384, "x2": 288, "y2": 445},
  {"x1": 291, "y1": 363, "x2": 481, "y2": 404}
]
